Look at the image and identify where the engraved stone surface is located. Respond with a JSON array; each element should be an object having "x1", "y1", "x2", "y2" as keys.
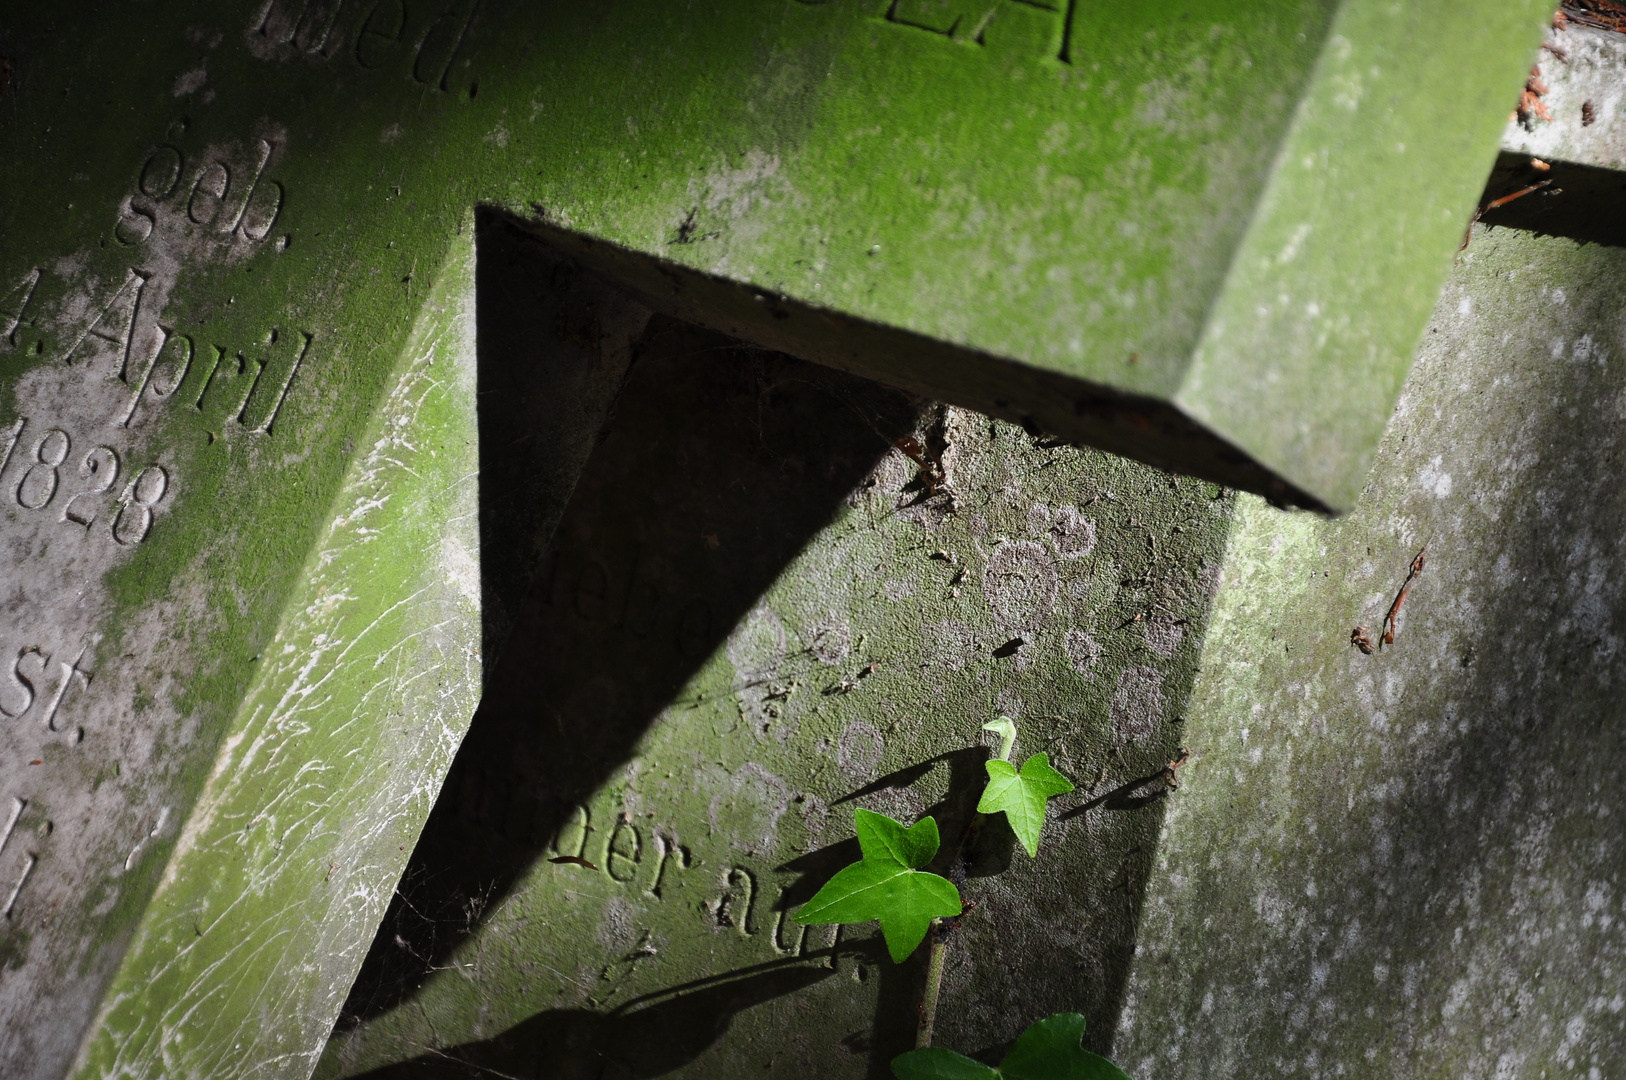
[
  {"x1": 0, "y1": 1, "x2": 1561, "y2": 1075},
  {"x1": 1117, "y1": 222, "x2": 1626, "y2": 1076},
  {"x1": 315, "y1": 330, "x2": 1232, "y2": 1078}
]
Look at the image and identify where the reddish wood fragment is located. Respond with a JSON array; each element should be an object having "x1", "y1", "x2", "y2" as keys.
[{"x1": 1380, "y1": 547, "x2": 1427, "y2": 648}]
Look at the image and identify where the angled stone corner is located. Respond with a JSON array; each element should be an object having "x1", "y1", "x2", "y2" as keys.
[{"x1": 69, "y1": 222, "x2": 484, "y2": 1080}]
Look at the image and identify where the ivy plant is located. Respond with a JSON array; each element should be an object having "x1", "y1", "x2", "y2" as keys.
[
  {"x1": 795, "y1": 717, "x2": 1134, "y2": 1078},
  {"x1": 893, "y1": 1013, "x2": 1131, "y2": 1080},
  {"x1": 976, "y1": 717, "x2": 1074, "y2": 857},
  {"x1": 795, "y1": 808, "x2": 961, "y2": 962}
]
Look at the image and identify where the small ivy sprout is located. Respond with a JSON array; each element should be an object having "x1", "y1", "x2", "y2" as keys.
[{"x1": 977, "y1": 716, "x2": 1074, "y2": 858}]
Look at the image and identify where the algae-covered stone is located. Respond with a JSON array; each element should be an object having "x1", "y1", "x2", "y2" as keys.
[
  {"x1": 1117, "y1": 225, "x2": 1626, "y2": 1076},
  {"x1": 0, "y1": 0, "x2": 1556, "y2": 1075},
  {"x1": 316, "y1": 330, "x2": 1232, "y2": 1078}
]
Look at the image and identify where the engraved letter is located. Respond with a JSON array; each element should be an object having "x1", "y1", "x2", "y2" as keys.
[
  {"x1": 195, "y1": 345, "x2": 260, "y2": 420},
  {"x1": 188, "y1": 163, "x2": 231, "y2": 227},
  {"x1": 606, "y1": 818, "x2": 641, "y2": 883},
  {"x1": 714, "y1": 867, "x2": 758, "y2": 935},
  {"x1": 295, "y1": 0, "x2": 347, "y2": 54},
  {"x1": 0, "y1": 799, "x2": 24, "y2": 859},
  {"x1": 549, "y1": 804, "x2": 593, "y2": 860},
  {"x1": 115, "y1": 205, "x2": 156, "y2": 246},
  {"x1": 39, "y1": 647, "x2": 91, "y2": 737},
  {"x1": 772, "y1": 908, "x2": 806, "y2": 955},
  {"x1": 0, "y1": 268, "x2": 41, "y2": 349},
  {"x1": 61, "y1": 270, "x2": 146, "y2": 375},
  {"x1": 646, "y1": 833, "x2": 691, "y2": 899},
  {"x1": 0, "y1": 649, "x2": 40, "y2": 719},
  {"x1": 15, "y1": 429, "x2": 69, "y2": 511},
  {"x1": 3, "y1": 854, "x2": 36, "y2": 919},
  {"x1": 242, "y1": 329, "x2": 312, "y2": 433},
  {"x1": 0, "y1": 418, "x2": 24, "y2": 484},
  {"x1": 413, "y1": 1, "x2": 477, "y2": 91},
  {"x1": 112, "y1": 465, "x2": 169, "y2": 546},
  {"x1": 252, "y1": 0, "x2": 306, "y2": 45},
  {"x1": 238, "y1": 180, "x2": 285, "y2": 243},
  {"x1": 61, "y1": 447, "x2": 120, "y2": 528},
  {"x1": 355, "y1": 0, "x2": 404, "y2": 68},
  {"x1": 122, "y1": 326, "x2": 194, "y2": 428},
  {"x1": 222, "y1": 140, "x2": 274, "y2": 235},
  {"x1": 138, "y1": 146, "x2": 184, "y2": 199}
]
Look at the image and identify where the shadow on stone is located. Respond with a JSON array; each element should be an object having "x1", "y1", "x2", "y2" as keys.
[
  {"x1": 343, "y1": 960, "x2": 840, "y2": 1079},
  {"x1": 1478, "y1": 150, "x2": 1626, "y2": 250},
  {"x1": 1060, "y1": 769, "x2": 1173, "y2": 819},
  {"x1": 336, "y1": 243, "x2": 921, "y2": 1031}
]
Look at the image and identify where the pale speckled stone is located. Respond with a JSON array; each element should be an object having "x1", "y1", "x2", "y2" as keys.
[{"x1": 1118, "y1": 226, "x2": 1626, "y2": 1078}]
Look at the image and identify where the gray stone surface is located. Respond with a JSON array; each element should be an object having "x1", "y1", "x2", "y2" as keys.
[
  {"x1": 315, "y1": 323, "x2": 1233, "y2": 1079},
  {"x1": 1502, "y1": 21, "x2": 1626, "y2": 168},
  {"x1": 1118, "y1": 225, "x2": 1626, "y2": 1077}
]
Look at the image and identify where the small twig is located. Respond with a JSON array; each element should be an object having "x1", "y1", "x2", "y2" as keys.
[
  {"x1": 1380, "y1": 547, "x2": 1427, "y2": 647},
  {"x1": 1160, "y1": 748, "x2": 1191, "y2": 791},
  {"x1": 1462, "y1": 179, "x2": 1553, "y2": 251},
  {"x1": 1486, "y1": 178, "x2": 1552, "y2": 211}
]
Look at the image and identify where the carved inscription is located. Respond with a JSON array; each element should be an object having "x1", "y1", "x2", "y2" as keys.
[
  {"x1": 120, "y1": 136, "x2": 285, "y2": 250},
  {"x1": 606, "y1": 817, "x2": 642, "y2": 883},
  {"x1": 541, "y1": 794, "x2": 841, "y2": 974},
  {"x1": 0, "y1": 799, "x2": 34, "y2": 920},
  {"x1": 646, "y1": 832, "x2": 691, "y2": 899},
  {"x1": 1, "y1": 420, "x2": 169, "y2": 548},
  {"x1": 713, "y1": 867, "x2": 758, "y2": 935},
  {"x1": 248, "y1": 0, "x2": 480, "y2": 95},
  {"x1": 0, "y1": 269, "x2": 41, "y2": 350},
  {"x1": 188, "y1": 328, "x2": 311, "y2": 435},
  {"x1": 883, "y1": 0, "x2": 1078, "y2": 62},
  {"x1": 0, "y1": 640, "x2": 95, "y2": 739}
]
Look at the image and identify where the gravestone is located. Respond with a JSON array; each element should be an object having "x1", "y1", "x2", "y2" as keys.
[
  {"x1": 0, "y1": 1, "x2": 1549, "y2": 1077},
  {"x1": 1117, "y1": 18, "x2": 1626, "y2": 1078},
  {"x1": 315, "y1": 306, "x2": 1232, "y2": 1078}
]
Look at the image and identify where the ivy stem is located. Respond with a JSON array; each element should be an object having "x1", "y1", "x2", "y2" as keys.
[
  {"x1": 915, "y1": 921, "x2": 948, "y2": 1048},
  {"x1": 916, "y1": 726, "x2": 1001, "y2": 1050}
]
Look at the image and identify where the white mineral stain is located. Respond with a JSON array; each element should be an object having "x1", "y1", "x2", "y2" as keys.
[{"x1": 172, "y1": 64, "x2": 208, "y2": 96}]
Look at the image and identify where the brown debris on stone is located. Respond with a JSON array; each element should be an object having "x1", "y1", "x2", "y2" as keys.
[
  {"x1": 1161, "y1": 748, "x2": 1191, "y2": 791},
  {"x1": 1518, "y1": 65, "x2": 1553, "y2": 129},
  {"x1": 1564, "y1": 0, "x2": 1626, "y2": 33}
]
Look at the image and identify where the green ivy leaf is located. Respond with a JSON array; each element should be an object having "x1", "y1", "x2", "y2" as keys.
[
  {"x1": 892, "y1": 1014, "x2": 1132, "y2": 1080},
  {"x1": 977, "y1": 752, "x2": 1074, "y2": 857},
  {"x1": 892, "y1": 1048, "x2": 999, "y2": 1080},
  {"x1": 794, "y1": 809, "x2": 962, "y2": 962},
  {"x1": 998, "y1": 1014, "x2": 1130, "y2": 1079}
]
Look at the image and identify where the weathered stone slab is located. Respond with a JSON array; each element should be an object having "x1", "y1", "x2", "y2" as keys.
[
  {"x1": 64, "y1": 221, "x2": 647, "y2": 1080},
  {"x1": 1116, "y1": 215, "x2": 1626, "y2": 1076},
  {"x1": 314, "y1": 319, "x2": 1233, "y2": 1078},
  {"x1": 0, "y1": 0, "x2": 1557, "y2": 1074}
]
